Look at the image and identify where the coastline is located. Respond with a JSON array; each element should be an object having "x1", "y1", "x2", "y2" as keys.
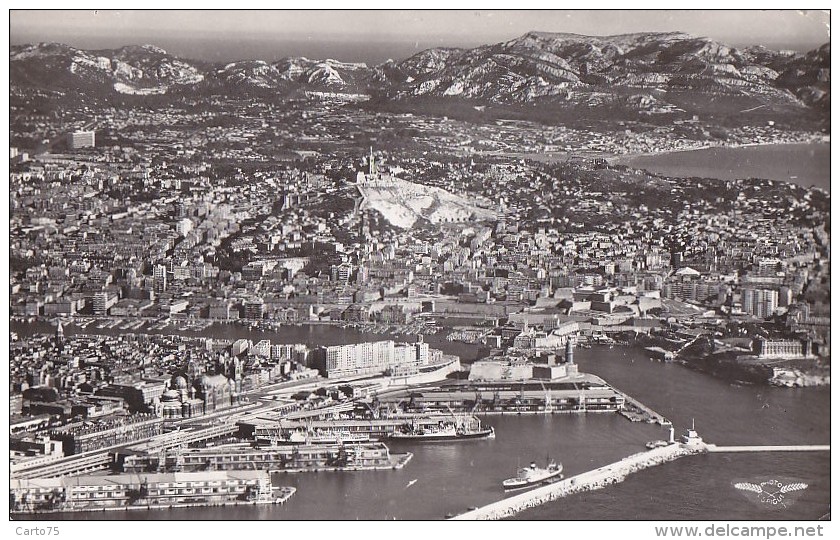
[{"x1": 609, "y1": 138, "x2": 829, "y2": 163}]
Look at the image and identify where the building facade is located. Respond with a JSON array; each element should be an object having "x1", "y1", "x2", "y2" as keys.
[
  {"x1": 756, "y1": 338, "x2": 807, "y2": 359},
  {"x1": 10, "y1": 470, "x2": 272, "y2": 513},
  {"x1": 742, "y1": 287, "x2": 779, "y2": 318},
  {"x1": 67, "y1": 130, "x2": 95, "y2": 149},
  {"x1": 312, "y1": 341, "x2": 395, "y2": 378}
]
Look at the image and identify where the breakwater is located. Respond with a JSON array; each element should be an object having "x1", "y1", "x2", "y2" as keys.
[
  {"x1": 707, "y1": 445, "x2": 830, "y2": 453},
  {"x1": 451, "y1": 443, "x2": 701, "y2": 520}
]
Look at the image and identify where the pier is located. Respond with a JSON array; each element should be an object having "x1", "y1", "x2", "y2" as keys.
[
  {"x1": 240, "y1": 414, "x2": 487, "y2": 441},
  {"x1": 613, "y1": 386, "x2": 669, "y2": 425},
  {"x1": 706, "y1": 444, "x2": 830, "y2": 453},
  {"x1": 116, "y1": 441, "x2": 410, "y2": 474}
]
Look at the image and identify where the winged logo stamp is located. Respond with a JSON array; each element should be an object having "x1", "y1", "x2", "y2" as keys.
[{"x1": 733, "y1": 478, "x2": 809, "y2": 510}]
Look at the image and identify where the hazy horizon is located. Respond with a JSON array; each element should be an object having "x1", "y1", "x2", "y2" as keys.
[{"x1": 10, "y1": 9, "x2": 830, "y2": 64}]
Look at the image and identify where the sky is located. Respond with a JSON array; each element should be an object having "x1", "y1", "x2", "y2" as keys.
[{"x1": 9, "y1": 9, "x2": 831, "y2": 64}]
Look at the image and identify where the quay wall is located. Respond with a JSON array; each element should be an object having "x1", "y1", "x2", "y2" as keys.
[
  {"x1": 616, "y1": 389, "x2": 669, "y2": 425},
  {"x1": 451, "y1": 443, "x2": 701, "y2": 520},
  {"x1": 477, "y1": 409, "x2": 616, "y2": 416},
  {"x1": 12, "y1": 488, "x2": 296, "y2": 516}
]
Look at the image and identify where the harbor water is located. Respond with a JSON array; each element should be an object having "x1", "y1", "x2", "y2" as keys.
[
  {"x1": 11, "y1": 319, "x2": 488, "y2": 362},
  {"x1": 12, "y1": 323, "x2": 830, "y2": 520}
]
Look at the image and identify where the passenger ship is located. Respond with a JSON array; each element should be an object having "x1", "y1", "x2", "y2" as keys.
[{"x1": 502, "y1": 459, "x2": 563, "y2": 490}]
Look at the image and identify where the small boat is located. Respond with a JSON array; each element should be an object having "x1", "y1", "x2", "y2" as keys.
[
  {"x1": 503, "y1": 459, "x2": 563, "y2": 490},
  {"x1": 645, "y1": 440, "x2": 670, "y2": 449},
  {"x1": 405, "y1": 479, "x2": 418, "y2": 488}
]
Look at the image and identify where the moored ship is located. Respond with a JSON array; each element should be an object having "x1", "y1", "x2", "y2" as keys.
[
  {"x1": 281, "y1": 430, "x2": 371, "y2": 445},
  {"x1": 502, "y1": 459, "x2": 563, "y2": 490},
  {"x1": 389, "y1": 420, "x2": 495, "y2": 442}
]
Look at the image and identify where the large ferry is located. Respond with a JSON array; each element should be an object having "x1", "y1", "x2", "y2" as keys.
[
  {"x1": 389, "y1": 420, "x2": 495, "y2": 442},
  {"x1": 502, "y1": 459, "x2": 563, "y2": 490},
  {"x1": 257, "y1": 429, "x2": 370, "y2": 446},
  {"x1": 286, "y1": 430, "x2": 371, "y2": 445}
]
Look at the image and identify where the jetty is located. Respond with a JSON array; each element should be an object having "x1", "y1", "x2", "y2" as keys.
[{"x1": 706, "y1": 444, "x2": 830, "y2": 453}]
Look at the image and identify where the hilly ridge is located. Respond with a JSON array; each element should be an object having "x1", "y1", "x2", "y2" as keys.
[
  {"x1": 9, "y1": 31, "x2": 830, "y2": 125},
  {"x1": 376, "y1": 31, "x2": 826, "y2": 109}
]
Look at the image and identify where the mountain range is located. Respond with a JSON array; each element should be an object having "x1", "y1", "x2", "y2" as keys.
[{"x1": 10, "y1": 31, "x2": 830, "y2": 117}]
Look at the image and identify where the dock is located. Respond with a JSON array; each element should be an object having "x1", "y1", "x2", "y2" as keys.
[
  {"x1": 615, "y1": 387, "x2": 669, "y2": 425},
  {"x1": 10, "y1": 470, "x2": 287, "y2": 515},
  {"x1": 117, "y1": 441, "x2": 408, "y2": 474},
  {"x1": 706, "y1": 444, "x2": 830, "y2": 453}
]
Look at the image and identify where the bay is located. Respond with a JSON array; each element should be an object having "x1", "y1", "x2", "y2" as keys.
[{"x1": 617, "y1": 143, "x2": 830, "y2": 192}]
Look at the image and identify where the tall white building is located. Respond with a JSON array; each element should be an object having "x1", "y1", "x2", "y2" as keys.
[
  {"x1": 312, "y1": 339, "x2": 434, "y2": 378},
  {"x1": 742, "y1": 288, "x2": 778, "y2": 318},
  {"x1": 68, "y1": 131, "x2": 95, "y2": 149},
  {"x1": 176, "y1": 218, "x2": 194, "y2": 237},
  {"x1": 313, "y1": 341, "x2": 395, "y2": 378},
  {"x1": 232, "y1": 339, "x2": 252, "y2": 356},
  {"x1": 92, "y1": 291, "x2": 115, "y2": 315},
  {"x1": 153, "y1": 264, "x2": 167, "y2": 293},
  {"x1": 250, "y1": 340, "x2": 271, "y2": 358}
]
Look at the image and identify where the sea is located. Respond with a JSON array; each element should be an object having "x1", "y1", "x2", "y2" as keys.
[
  {"x1": 617, "y1": 143, "x2": 830, "y2": 192},
  {"x1": 11, "y1": 322, "x2": 831, "y2": 521}
]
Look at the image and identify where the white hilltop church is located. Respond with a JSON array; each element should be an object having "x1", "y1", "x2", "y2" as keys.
[{"x1": 356, "y1": 147, "x2": 393, "y2": 187}]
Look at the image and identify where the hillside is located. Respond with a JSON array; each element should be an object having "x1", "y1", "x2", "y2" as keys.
[{"x1": 358, "y1": 173, "x2": 498, "y2": 229}]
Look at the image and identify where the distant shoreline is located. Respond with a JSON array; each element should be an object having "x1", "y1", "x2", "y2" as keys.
[
  {"x1": 490, "y1": 140, "x2": 829, "y2": 167},
  {"x1": 612, "y1": 139, "x2": 829, "y2": 163},
  {"x1": 608, "y1": 139, "x2": 830, "y2": 191}
]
